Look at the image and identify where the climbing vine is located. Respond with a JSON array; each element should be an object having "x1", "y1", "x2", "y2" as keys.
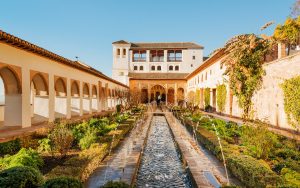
[
  {"x1": 216, "y1": 84, "x2": 227, "y2": 114},
  {"x1": 281, "y1": 75, "x2": 300, "y2": 128},
  {"x1": 204, "y1": 88, "x2": 210, "y2": 109},
  {"x1": 222, "y1": 34, "x2": 271, "y2": 119}
]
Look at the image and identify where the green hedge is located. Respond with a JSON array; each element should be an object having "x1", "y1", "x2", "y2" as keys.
[
  {"x1": 43, "y1": 177, "x2": 83, "y2": 188},
  {"x1": 0, "y1": 139, "x2": 21, "y2": 156},
  {"x1": 0, "y1": 166, "x2": 44, "y2": 188},
  {"x1": 183, "y1": 119, "x2": 283, "y2": 187}
]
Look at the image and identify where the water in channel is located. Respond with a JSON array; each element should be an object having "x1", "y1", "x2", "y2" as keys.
[{"x1": 136, "y1": 115, "x2": 193, "y2": 188}]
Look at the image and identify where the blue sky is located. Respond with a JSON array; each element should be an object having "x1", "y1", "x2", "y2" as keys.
[{"x1": 0, "y1": 0, "x2": 295, "y2": 76}]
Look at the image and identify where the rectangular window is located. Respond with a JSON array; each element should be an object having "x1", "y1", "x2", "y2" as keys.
[
  {"x1": 193, "y1": 55, "x2": 195, "y2": 60},
  {"x1": 134, "y1": 66, "x2": 138, "y2": 70},
  {"x1": 133, "y1": 50, "x2": 146, "y2": 62},
  {"x1": 117, "y1": 49, "x2": 120, "y2": 56},
  {"x1": 150, "y1": 50, "x2": 164, "y2": 62},
  {"x1": 167, "y1": 50, "x2": 182, "y2": 62},
  {"x1": 123, "y1": 49, "x2": 126, "y2": 56},
  {"x1": 140, "y1": 66, "x2": 143, "y2": 71}
]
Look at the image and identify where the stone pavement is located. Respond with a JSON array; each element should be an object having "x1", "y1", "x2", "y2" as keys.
[
  {"x1": 201, "y1": 111, "x2": 300, "y2": 142},
  {"x1": 85, "y1": 113, "x2": 153, "y2": 188},
  {"x1": 165, "y1": 112, "x2": 240, "y2": 188}
]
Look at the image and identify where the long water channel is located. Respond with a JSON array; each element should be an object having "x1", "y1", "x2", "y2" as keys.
[{"x1": 136, "y1": 115, "x2": 194, "y2": 188}]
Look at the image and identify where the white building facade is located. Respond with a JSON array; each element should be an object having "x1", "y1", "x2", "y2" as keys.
[{"x1": 112, "y1": 40, "x2": 204, "y2": 85}]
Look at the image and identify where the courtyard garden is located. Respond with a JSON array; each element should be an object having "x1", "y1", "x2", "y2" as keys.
[
  {"x1": 171, "y1": 106, "x2": 300, "y2": 187},
  {"x1": 0, "y1": 105, "x2": 146, "y2": 188}
]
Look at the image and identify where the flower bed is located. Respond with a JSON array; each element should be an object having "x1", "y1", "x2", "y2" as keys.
[
  {"x1": 173, "y1": 108, "x2": 299, "y2": 187},
  {"x1": 0, "y1": 106, "x2": 146, "y2": 187}
]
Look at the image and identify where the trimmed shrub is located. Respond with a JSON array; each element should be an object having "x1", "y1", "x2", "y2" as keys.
[
  {"x1": 49, "y1": 124, "x2": 74, "y2": 157},
  {"x1": 0, "y1": 166, "x2": 44, "y2": 188},
  {"x1": 100, "y1": 180, "x2": 130, "y2": 188},
  {"x1": 281, "y1": 168, "x2": 300, "y2": 187},
  {"x1": 43, "y1": 177, "x2": 83, "y2": 188},
  {"x1": 204, "y1": 88, "x2": 210, "y2": 109},
  {"x1": 0, "y1": 148, "x2": 43, "y2": 170},
  {"x1": 79, "y1": 128, "x2": 98, "y2": 150},
  {"x1": 37, "y1": 138, "x2": 52, "y2": 153},
  {"x1": 216, "y1": 84, "x2": 227, "y2": 113},
  {"x1": 0, "y1": 139, "x2": 21, "y2": 156},
  {"x1": 226, "y1": 154, "x2": 283, "y2": 187}
]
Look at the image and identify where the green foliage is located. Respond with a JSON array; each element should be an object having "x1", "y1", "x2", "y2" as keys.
[
  {"x1": 100, "y1": 180, "x2": 130, "y2": 188},
  {"x1": 0, "y1": 139, "x2": 21, "y2": 156},
  {"x1": 274, "y1": 16, "x2": 300, "y2": 55},
  {"x1": 281, "y1": 168, "x2": 300, "y2": 187},
  {"x1": 204, "y1": 88, "x2": 210, "y2": 109},
  {"x1": 0, "y1": 148, "x2": 43, "y2": 170},
  {"x1": 241, "y1": 124, "x2": 278, "y2": 159},
  {"x1": 281, "y1": 75, "x2": 300, "y2": 128},
  {"x1": 222, "y1": 34, "x2": 270, "y2": 119},
  {"x1": 49, "y1": 124, "x2": 74, "y2": 157},
  {"x1": 42, "y1": 177, "x2": 83, "y2": 188},
  {"x1": 37, "y1": 138, "x2": 51, "y2": 153},
  {"x1": 226, "y1": 154, "x2": 283, "y2": 187},
  {"x1": 116, "y1": 104, "x2": 122, "y2": 113},
  {"x1": 216, "y1": 84, "x2": 227, "y2": 113},
  {"x1": 79, "y1": 128, "x2": 98, "y2": 150},
  {"x1": 0, "y1": 166, "x2": 44, "y2": 188},
  {"x1": 195, "y1": 89, "x2": 200, "y2": 106}
]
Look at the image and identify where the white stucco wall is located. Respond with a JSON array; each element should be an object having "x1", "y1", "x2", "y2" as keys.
[{"x1": 187, "y1": 52, "x2": 300, "y2": 130}]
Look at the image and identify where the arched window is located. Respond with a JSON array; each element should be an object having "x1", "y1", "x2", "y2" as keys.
[
  {"x1": 169, "y1": 66, "x2": 173, "y2": 71},
  {"x1": 157, "y1": 66, "x2": 161, "y2": 71},
  {"x1": 175, "y1": 65, "x2": 179, "y2": 71},
  {"x1": 117, "y1": 48, "x2": 120, "y2": 56},
  {"x1": 151, "y1": 66, "x2": 155, "y2": 71},
  {"x1": 123, "y1": 49, "x2": 126, "y2": 56}
]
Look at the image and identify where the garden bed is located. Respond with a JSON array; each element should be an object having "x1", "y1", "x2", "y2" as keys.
[
  {"x1": 0, "y1": 106, "x2": 146, "y2": 187},
  {"x1": 173, "y1": 108, "x2": 300, "y2": 187}
]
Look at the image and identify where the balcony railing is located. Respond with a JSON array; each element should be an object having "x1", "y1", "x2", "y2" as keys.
[
  {"x1": 150, "y1": 56, "x2": 164, "y2": 62},
  {"x1": 167, "y1": 57, "x2": 182, "y2": 62},
  {"x1": 133, "y1": 57, "x2": 146, "y2": 62}
]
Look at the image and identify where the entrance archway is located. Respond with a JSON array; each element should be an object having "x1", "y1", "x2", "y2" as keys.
[
  {"x1": 91, "y1": 85, "x2": 98, "y2": 112},
  {"x1": 31, "y1": 73, "x2": 49, "y2": 124},
  {"x1": 82, "y1": 83, "x2": 90, "y2": 114},
  {"x1": 55, "y1": 78, "x2": 67, "y2": 118},
  {"x1": 0, "y1": 67, "x2": 22, "y2": 126},
  {"x1": 150, "y1": 85, "x2": 166, "y2": 102},
  {"x1": 177, "y1": 87, "x2": 185, "y2": 105},
  {"x1": 71, "y1": 81, "x2": 80, "y2": 116}
]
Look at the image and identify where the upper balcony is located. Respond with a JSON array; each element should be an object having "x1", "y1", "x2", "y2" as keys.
[{"x1": 131, "y1": 49, "x2": 182, "y2": 62}]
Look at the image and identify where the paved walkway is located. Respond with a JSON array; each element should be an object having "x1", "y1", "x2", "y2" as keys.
[
  {"x1": 201, "y1": 111, "x2": 300, "y2": 142},
  {"x1": 165, "y1": 112, "x2": 241, "y2": 188},
  {"x1": 0, "y1": 111, "x2": 113, "y2": 143},
  {"x1": 86, "y1": 113, "x2": 153, "y2": 188}
]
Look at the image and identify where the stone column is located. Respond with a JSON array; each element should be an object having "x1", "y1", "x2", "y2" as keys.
[
  {"x1": 21, "y1": 67, "x2": 31, "y2": 128},
  {"x1": 147, "y1": 84, "x2": 151, "y2": 103},
  {"x1": 48, "y1": 73, "x2": 55, "y2": 122},
  {"x1": 89, "y1": 84, "x2": 92, "y2": 114},
  {"x1": 66, "y1": 78, "x2": 71, "y2": 119},
  {"x1": 79, "y1": 81, "x2": 83, "y2": 116},
  {"x1": 146, "y1": 50, "x2": 150, "y2": 62},
  {"x1": 97, "y1": 82, "x2": 101, "y2": 112},
  {"x1": 164, "y1": 50, "x2": 168, "y2": 62},
  {"x1": 278, "y1": 43, "x2": 286, "y2": 59},
  {"x1": 175, "y1": 83, "x2": 178, "y2": 105},
  {"x1": 165, "y1": 84, "x2": 168, "y2": 104}
]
